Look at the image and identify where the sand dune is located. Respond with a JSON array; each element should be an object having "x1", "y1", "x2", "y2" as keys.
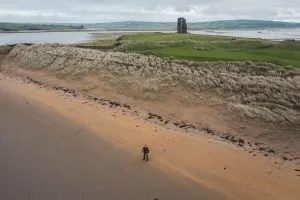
[{"x1": 1, "y1": 44, "x2": 300, "y2": 158}]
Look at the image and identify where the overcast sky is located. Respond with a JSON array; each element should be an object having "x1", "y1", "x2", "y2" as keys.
[{"x1": 0, "y1": 0, "x2": 299, "y2": 23}]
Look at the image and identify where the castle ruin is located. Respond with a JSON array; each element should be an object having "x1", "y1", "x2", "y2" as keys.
[{"x1": 177, "y1": 18, "x2": 187, "y2": 33}]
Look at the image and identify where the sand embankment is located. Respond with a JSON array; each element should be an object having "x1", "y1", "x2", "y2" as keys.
[{"x1": 1, "y1": 44, "x2": 300, "y2": 155}]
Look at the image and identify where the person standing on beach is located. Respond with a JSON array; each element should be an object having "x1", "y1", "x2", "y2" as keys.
[{"x1": 142, "y1": 145, "x2": 150, "y2": 162}]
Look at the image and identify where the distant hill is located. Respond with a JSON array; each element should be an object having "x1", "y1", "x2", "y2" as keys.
[
  {"x1": 85, "y1": 20, "x2": 300, "y2": 31},
  {"x1": 1, "y1": 20, "x2": 300, "y2": 32},
  {"x1": 85, "y1": 21, "x2": 175, "y2": 31},
  {"x1": 0, "y1": 23, "x2": 85, "y2": 31},
  {"x1": 190, "y1": 20, "x2": 300, "y2": 29}
]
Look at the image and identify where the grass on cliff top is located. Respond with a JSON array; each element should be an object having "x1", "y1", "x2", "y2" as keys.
[
  {"x1": 78, "y1": 32, "x2": 300, "y2": 68},
  {"x1": 72, "y1": 33, "x2": 122, "y2": 50}
]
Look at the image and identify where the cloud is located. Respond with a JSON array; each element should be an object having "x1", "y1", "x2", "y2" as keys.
[{"x1": 0, "y1": 0, "x2": 299, "y2": 23}]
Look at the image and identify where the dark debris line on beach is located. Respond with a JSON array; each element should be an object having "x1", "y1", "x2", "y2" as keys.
[{"x1": 24, "y1": 76, "x2": 298, "y2": 163}]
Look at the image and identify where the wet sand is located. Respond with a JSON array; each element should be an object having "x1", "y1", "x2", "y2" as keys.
[{"x1": 1, "y1": 73, "x2": 300, "y2": 200}]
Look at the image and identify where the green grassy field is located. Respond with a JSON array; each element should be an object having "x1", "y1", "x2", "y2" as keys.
[{"x1": 79, "y1": 32, "x2": 300, "y2": 68}]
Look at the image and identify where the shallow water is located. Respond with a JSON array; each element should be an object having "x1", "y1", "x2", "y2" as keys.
[
  {"x1": 191, "y1": 28, "x2": 300, "y2": 40},
  {"x1": 0, "y1": 31, "x2": 171, "y2": 45},
  {"x1": 0, "y1": 31, "x2": 93, "y2": 45}
]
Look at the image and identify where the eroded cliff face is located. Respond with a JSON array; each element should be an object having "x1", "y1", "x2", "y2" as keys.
[
  {"x1": 0, "y1": 45, "x2": 13, "y2": 55},
  {"x1": 4, "y1": 44, "x2": 300, "y2": 124}
]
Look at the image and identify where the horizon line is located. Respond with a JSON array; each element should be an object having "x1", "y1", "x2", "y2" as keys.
[{"x1": 1, "y1": 19, "x2": 300, "y2": 24}]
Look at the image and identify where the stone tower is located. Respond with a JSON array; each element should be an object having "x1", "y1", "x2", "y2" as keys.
[{"x1": 177, "y1": 17, "x2": 187, "y2": 33}]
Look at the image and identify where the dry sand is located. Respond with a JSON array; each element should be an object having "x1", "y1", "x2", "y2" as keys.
[{"x1": 1, "y1": 72, "x2": 300, "y2": 200}]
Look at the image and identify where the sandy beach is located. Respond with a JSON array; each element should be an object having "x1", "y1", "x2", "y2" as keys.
[
  {"x1": 0, "y1": 73, "x2": 222, "y2": 200},
  {"x1": 1, "y1": 72, "x2": 300, "y2": 200}
]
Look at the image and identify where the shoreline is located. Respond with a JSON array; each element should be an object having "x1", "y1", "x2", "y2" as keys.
[{"x1": 0, "y1": 28, "x2": 299, "y2": 43}]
